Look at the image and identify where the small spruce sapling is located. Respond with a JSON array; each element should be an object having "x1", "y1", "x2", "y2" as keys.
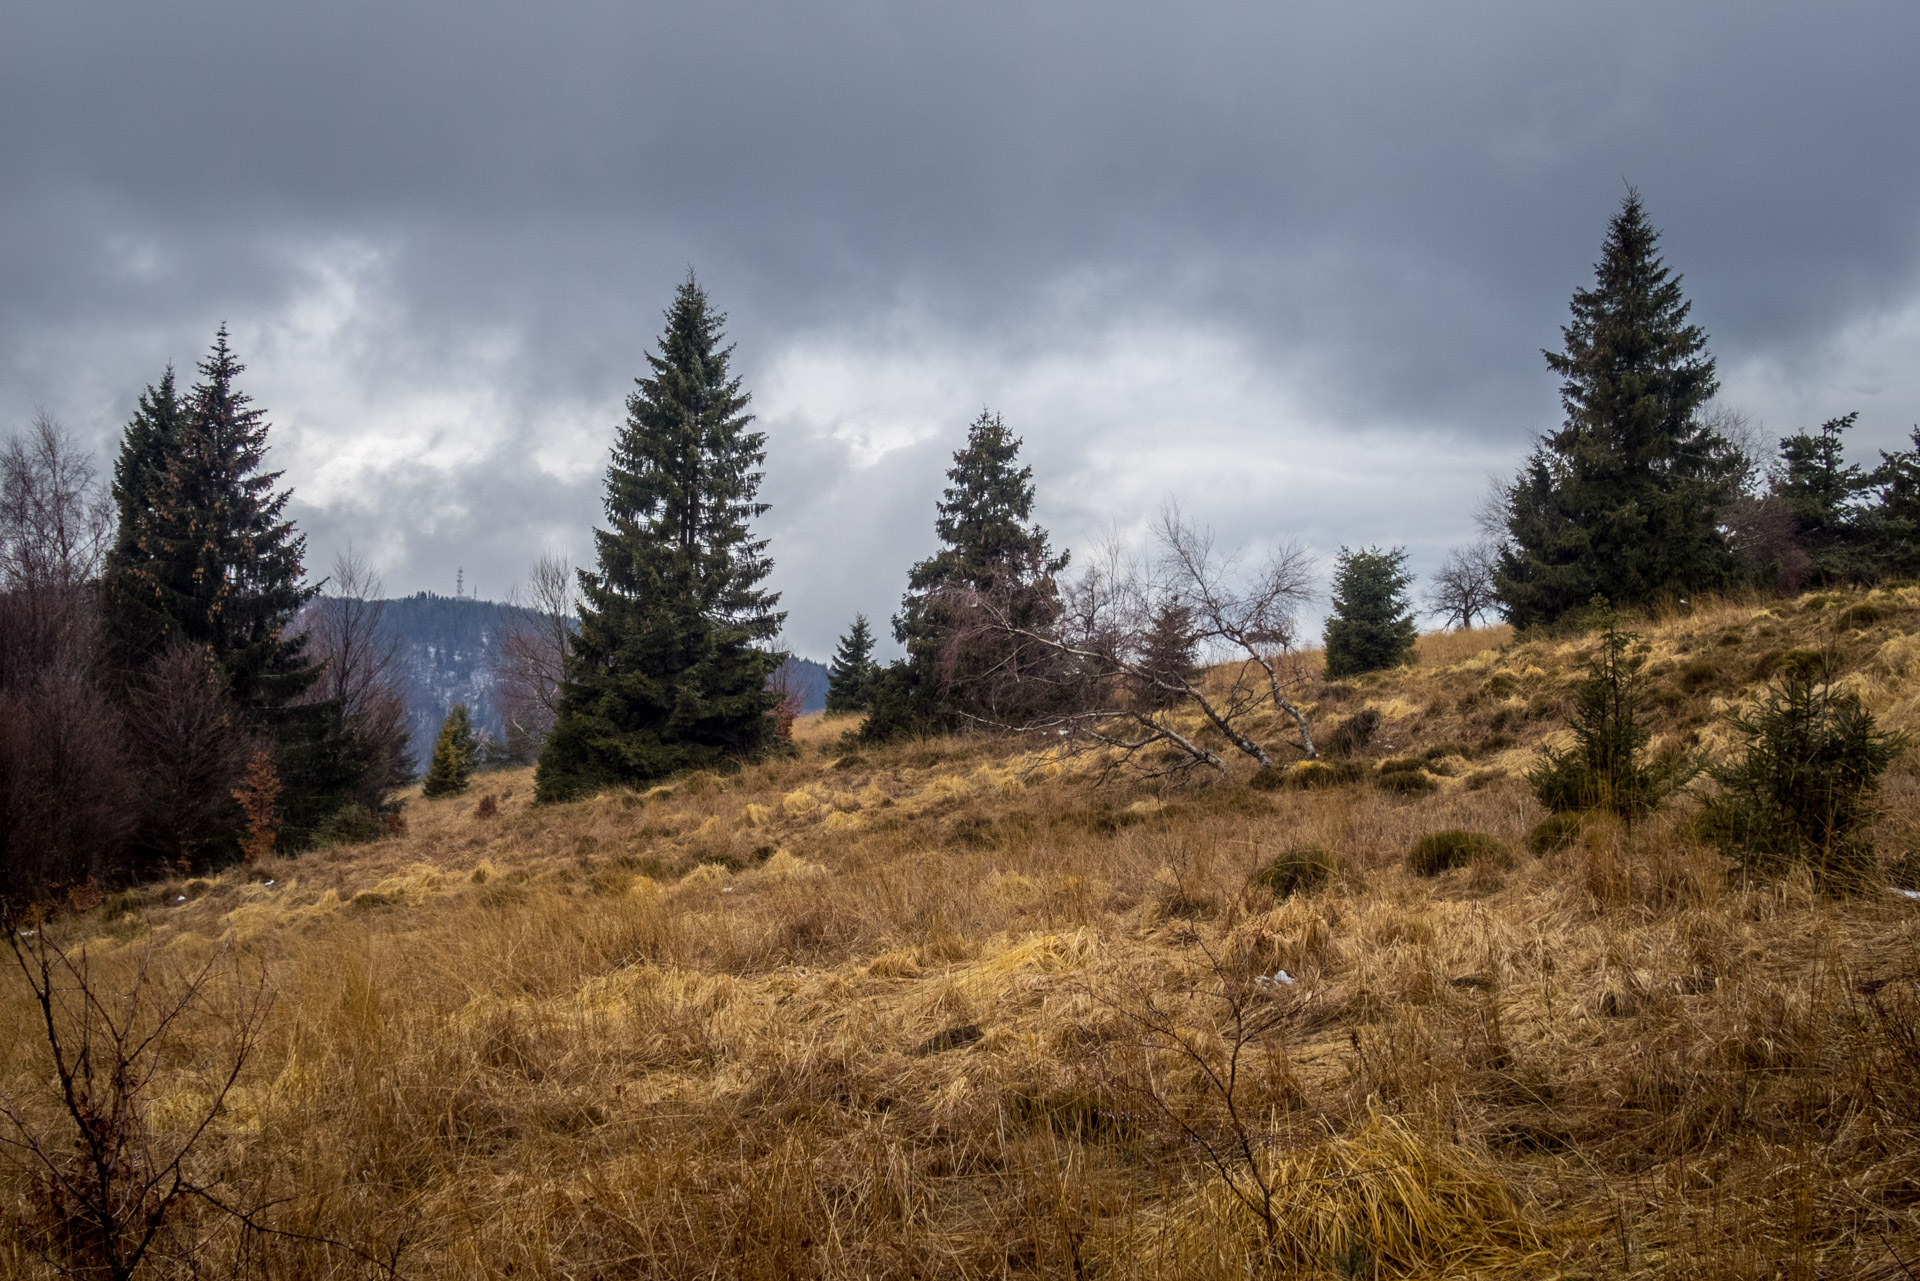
[
  {"x1": 1529, "y1": 618, "x2": 1685, "y2": 822},
  {"x1": 1699, "y1": 651, "x2": 1905, "y2": 889},
  {"x1": 422, "y1": 704, "x2": 478, "y2": 798}
]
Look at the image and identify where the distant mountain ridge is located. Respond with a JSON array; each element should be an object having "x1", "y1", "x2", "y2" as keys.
[{"x1": 372, "y1": 594, "x2": 827, "y2": 767}]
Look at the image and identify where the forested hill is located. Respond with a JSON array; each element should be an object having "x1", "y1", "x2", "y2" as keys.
[
  {"x1": 378, "y1": 594, "x2": 519, "y2": 765},
  {"x1": 375, "y1": 594, "x2": 829, "y2": 767}
]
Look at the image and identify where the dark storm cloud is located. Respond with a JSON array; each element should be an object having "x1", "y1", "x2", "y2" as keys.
[{"x1": 3, "y1": 0, "x2": 1918, "y2": 655}]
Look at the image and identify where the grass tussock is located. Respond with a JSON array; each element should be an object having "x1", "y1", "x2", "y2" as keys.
[{"x1": 4, "y1": 598, "x2": 1920, "y2": 1278}]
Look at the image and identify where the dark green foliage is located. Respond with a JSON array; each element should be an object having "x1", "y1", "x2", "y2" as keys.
[
  {"x1": 1529, "y1": 623, "x2": 1682, "y2": 818},
  {"x1": 1773, "y1": 413, "x2": 1877, "y2": 584},
  {"x1": 537, "y1": 276, "x2": 784, "y2": 801},
  {"x1": 1137, "y1": 601, "x2": 1197, "y2": 708},
  {"x1": 825, "y1": 614, "x2": 879, "y2": 713},
  {"x1": 96, "y1": 332, "x2": 367, "y2": 855},
  {"x1": 1870, "y1": 428, "x2": 1920, "y2": 574},
  {"x1": 1496, "y1": 193, "x2": 1743, "y2": 627},
  {"x1": 1323, "y1": 546, "x2": 1417, "y2": 679},
  {"x1": 313, "y1": 803, "x2": 383, "y2": 847},
  {"x1": 1375, "y1": 766, "x2": 1438, "y2": 796},
  {"x1": 1699, "y1": 655, "x2": 1904, "y2": 889},
  {"x1": 1255, "y1": 846, "x2": 1337, "y2": 898},
  {"x1": 1526, "y1": 811, "x2": 1586, "y2": 855},
  {"x1": 1407, "y1": 830, "x2": 1506, "y2": 877},
  {"x1": 1321, "y1": 709, "x2": 1381, "y2": 759},
  {"x1": 1280, "y1": 760, "x2": 1369, "y2": 790},
  {"x1": 100, "y1": 331, "x2": 319, "y2": 715},
  {"x1": 422, "y1": 704, "x2": 478, "y2": 798},
  {"x1": 878, "y1": 410, "x2": 1066, "y2": 740}
]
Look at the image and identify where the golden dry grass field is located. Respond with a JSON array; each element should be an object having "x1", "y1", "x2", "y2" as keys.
[{"x1": 5, "y1": 590, "x2": 1920, "y2": 1279}]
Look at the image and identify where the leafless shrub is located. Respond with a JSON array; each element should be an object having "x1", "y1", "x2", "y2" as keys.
[
  {"x1": 953, "y1": 507, "x2": 1319, "y2": 778},
  {"x1": 0, "y1": 920, "x2": 265, "y2": 1279},
  {"x1": 766, "y1": 657, "x2": 805, "y2": 742},
  {"x1": 493, "y1": 552, "x2": 574, "y2": 759}
]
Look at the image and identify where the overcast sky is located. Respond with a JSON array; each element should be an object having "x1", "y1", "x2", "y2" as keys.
[{"x1": 4, "y1": 0, "x2": 1917, "y2": 657}]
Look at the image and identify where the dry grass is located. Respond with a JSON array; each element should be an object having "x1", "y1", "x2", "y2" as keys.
[{"x1": 4, "y1": 591, "x2": 1920, "y2": 1278}]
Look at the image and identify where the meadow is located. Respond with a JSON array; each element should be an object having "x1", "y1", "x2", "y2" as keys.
[{"x1": 4, "y1": 589, "x2": 1919, "y2": 1279}]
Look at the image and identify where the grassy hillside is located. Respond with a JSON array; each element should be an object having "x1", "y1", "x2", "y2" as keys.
[{"x1": 5, "y1": 590, "x2": 1920, "y2": 1279}]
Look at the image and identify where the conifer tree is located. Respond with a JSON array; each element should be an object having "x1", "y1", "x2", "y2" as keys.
[
  {"x1": 1773, "y1": 413, "x2": 1876, "y2": 584},
  {"x1": 825, "y1": 614, "x2": 879, "y2": 713},
  {"x1": 100, "y1": 368, "x2": 188, "y2": 681},
  {"x1": 1496, "y1": 192, "x2": 1743, "y2": 627},
  {"x1": 1322, "y1": 546, "x2": 1417, "y2": 678},
  {"x1": 536, "y1": 276, "x2": 784, "y2": 801},
  {"x1": 422, "y1": 704, "x2": 478, "y2": 798},
  {"x1": 100, "y1": 329, "x2": 319, "y2": 713},
  {"x1": 874, "y1": 410, "x2": 1066, "y2": 737},
  {"x1": 1870, "y1": 428, "x2": 1920, "y2": 574}
]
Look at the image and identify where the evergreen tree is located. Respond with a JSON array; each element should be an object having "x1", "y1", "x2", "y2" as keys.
[
  {"x1": 97, "y1": 330, "x2": 356, "y2": 852},
  {"x1": 536, "y1": 275, "x2": 784, "y2": 801},
  {"x1": 874, "y1": 410, "x2": 1066, "y2": 738},
  {"x1": 1528, "y1": 621, "x2": 1676, "y2": 820},
  {"x1": 1137, "y1": 601, "x2": 1197, "y2": 709},
  {"x1": 1496, "y1": 192, "x2": 1743, "y2": 627},
  {"x1": 1322, "y1": 546, "x2": 1417, "y2": 679},
  {"x1": 421, "y1": 704, "x2": 478, "y2": 798},
  {"x1": 1870, "y1": 428, "x2": 1920, "y2": 574},
  {"x1": 825, "y1": 614, "x2": 879, "y2": 713},
  {"x1": 100, "y1": 330, "x2": 319, "y2": 713},
  {"x1": 100, "y1": 368, "x2": 189, "y2": 681},
  {"x1": 1772, "y1": 413, "x2": 1875, "y2": 584}
]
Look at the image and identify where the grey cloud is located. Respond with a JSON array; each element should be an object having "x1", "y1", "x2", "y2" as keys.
[{"x1": 3, "y1": 0, "x2": 1918, "y2": 657}]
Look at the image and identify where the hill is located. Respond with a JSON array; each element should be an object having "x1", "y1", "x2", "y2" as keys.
[
  {"x1": 373, "y1": 595, "x2": 829, "y2": 765},
  {"x1": 6, "y1": 589, "x2": 1920, "y2": 1278}
]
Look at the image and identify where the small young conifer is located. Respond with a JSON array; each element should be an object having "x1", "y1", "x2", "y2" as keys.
[
  {"x1": 1322, "y1": 546, "x2": 1417, "y2": 679},
  {"x1": 825, "y1": 614, "x2": 879, "y2": 713},
  {"x1": 422, "y1": 704, "x2": 478, "y2": 798}
]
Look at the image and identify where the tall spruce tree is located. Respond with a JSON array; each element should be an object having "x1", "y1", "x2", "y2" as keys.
[
  {"x1": 876, "y1": 410, "x2": 1066, "y2": 736},
  {"x1": 1496, "y1": 192, "x2": 1743, "y2": 627},
  {"x1": 1323, "y1": 546, "x2": 1418, "y2": 678},
  {"x1": 97, "y1": 330, "x2": 361, "y2": 853},
  {"x1": 101, "y1": 330, "x2": 319, "y2": 711},
  {"x1": 536, "y1": 276, "x2": 784, "y2": 801},
  {"x1": 825, "y1": 614, "x2": 879, "y2": 713},
  {"x1": 101, "y1": 368, "x2": 189, "y2": 681}
]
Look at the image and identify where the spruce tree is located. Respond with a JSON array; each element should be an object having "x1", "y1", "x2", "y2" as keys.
[
  {"x1": 1870, "y1": 428, "x2": 1920, "y2": 574},
  {"x1": 1497, "y1": 192, "x2": 1743, "y2": 627},
  {"x1": 422, "y1": 704, "x2": 478, "y2": 798},
  {"x1": 1322, "y1": 546, "x2": 1417, "y2": 679},
  {"x1": 100, "y1": 368, "x2": 189, "y2": 681},
  {"x1": 98, "y1": 330, "x2": 356, "y2": 852},
  {"x1": 100, "y1": 329, "x2": 319, "y2": 712},
  {"x1": 877, "y1": 410, "x2": 1066, "y2": 737},
  {"x1": 1773, "y1": 413, "x2": 1875, "y2": 584},
  {"x1": 536, "y1": 275, "x2": 784, "y2": 801},
  {"x1": 825, "y1": 614, "x2": 879, "y2": 713}
]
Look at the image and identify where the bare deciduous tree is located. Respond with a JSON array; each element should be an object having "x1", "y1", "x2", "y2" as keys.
[
  {"x1": 953, "y1": 507, "x2": 1319, "y2": 779},
  {"x1": 1427, "y1": 541, "x2": 1501, "y2": 631},
  {"x1": 0, "y1": 417, "x2": 131, "y2": 895},
  {"x1": 298, "y1": 548, "x2": 414, "y2": 799},
  {"x1": 493, "y1": 552, "x2": 575, "y2": 758}
]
